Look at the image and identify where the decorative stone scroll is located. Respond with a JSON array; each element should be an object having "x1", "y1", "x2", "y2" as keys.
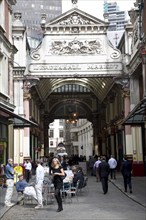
[
  {"x1": 50, "y1": 39, "x2": 103, "y2": 55},
  {"x1": 59, "y1": 13, "x2": 95, "y2": 25},
  {"x1": 30, "y1": 43, "x2": 42, "y2": 60}
]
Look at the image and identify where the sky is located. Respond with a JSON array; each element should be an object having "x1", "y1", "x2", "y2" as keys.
[{"x1": 62, "y1": 0, "x2": 135, "y2": 20}]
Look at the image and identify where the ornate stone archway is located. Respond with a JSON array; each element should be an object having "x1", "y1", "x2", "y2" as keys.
[{"x1": 26, "y1": 6, "x2": 123, "y2": 156}]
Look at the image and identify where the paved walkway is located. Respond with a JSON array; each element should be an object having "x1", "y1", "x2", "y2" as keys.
[
  {"x1": 109, "y1": 174, "x2": 146, "y2": 208},
  {"x1": 0, "y1": 173, "x2": 145, "y2": 219}
]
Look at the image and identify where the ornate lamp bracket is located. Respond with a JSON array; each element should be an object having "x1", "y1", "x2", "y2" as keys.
[
  {"x1": 113, "y1": 75, "x2": 130, "y2": 89},
  {"x1": 22, "y1": 77, "x2": 40, "y2": 92}
]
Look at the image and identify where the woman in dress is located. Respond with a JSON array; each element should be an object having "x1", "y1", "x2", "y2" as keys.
[{"x1": 51, "y1": 157, "x2": 65, "y2": 212}]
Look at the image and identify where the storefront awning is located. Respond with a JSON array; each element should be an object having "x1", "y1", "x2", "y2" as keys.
[
  {"x1": 0, "y1": 105, "x2": 38, "y2": 127},
  {"x1": 123, "y1": 98, "x2": 146, "y2": 125}
]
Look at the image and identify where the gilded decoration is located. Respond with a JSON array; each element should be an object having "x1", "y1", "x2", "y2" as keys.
[
  {"x1": 58, "y1": 13, "x2": 95, "y2": 25},
  {"x1": 50, "y1": 39, "x2": 103, "y2": 55}
]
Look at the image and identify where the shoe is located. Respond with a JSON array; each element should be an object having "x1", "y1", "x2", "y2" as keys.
[
  {"x1": 5, "y1": 202, "x2": 15, "y2": 207},
  {"x1": 56, "y1": 208, "x2": 63, "y2": 212},
  {"x1": 130, "y1": 190, "x2": 132, "y2": 193},
  {"x1": 35, "y1": 205, "x2": 43, "y2": 209}
]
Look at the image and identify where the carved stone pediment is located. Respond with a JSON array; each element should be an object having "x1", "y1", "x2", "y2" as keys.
[
  {"x1": 47, "y1": 8, "x2": 107, "y2": 27},
  {"x1": 57, "y1": 12, "x2": 95, "y2": 26},
  {"x1": 50, "y1": 38, "x2": 103, "y2": 55}
]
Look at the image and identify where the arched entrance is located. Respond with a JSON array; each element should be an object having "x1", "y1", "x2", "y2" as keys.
[{"x1": 24, "y1": 6, "x2": 123, "y2": 158}]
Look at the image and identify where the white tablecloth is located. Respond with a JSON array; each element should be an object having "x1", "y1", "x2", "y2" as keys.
[{"x1": 64, "y1": 170, "x2": 74, "y2": 178}]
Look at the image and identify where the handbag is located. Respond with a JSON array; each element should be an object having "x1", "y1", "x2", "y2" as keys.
[{"x1": 60, "y1": 172, "x2": 67, "y2": 180}]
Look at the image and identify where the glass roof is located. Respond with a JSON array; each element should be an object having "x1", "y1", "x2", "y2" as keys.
[{"x1": 123, "y1": 98, "x2": 146, "y2": 125}]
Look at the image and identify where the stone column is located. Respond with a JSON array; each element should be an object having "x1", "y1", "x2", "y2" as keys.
[
  {"x1": 23, "y1": 83, "x2": 31, "y2": 158},
  {"x1": 123, "y1": 89, "x2": 132, "y2": 156},
  {"x1": 92, "y1": 113, "x2": 99, "y2": 155},
  {"x1": 43, "y1": 115, "x2": 53, "y2": 157},
  {"x1": 43, "y1": 115, "x2": 49, "y2": 157}
]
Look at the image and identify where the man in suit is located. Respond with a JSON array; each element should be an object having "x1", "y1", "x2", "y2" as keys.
[
  {"x1": 121, "y1": 155, "x2": 133, "y2": 193},
  {"x1": 98, "y1": 156, "x2": 110, "y2": 194},
  {"x1": 72, "y1": 166, "x2": 84, "y2": 189}
]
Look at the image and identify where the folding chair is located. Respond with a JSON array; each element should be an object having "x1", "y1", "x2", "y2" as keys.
[
  {"x1": 82, "y1": 176, "x2": 89, "y2": 192},
  {"x1": 65, "y1": 180, "x2": 80, "y2": 202},
  {"x1": 61, "y1": 181, "x2": 72, "y2": 203},
  {"x1": 43, "y1": 183, "x2": 55, "y2": 205},
  {"x1": 23, "y1": 193, "x2": 34, "y2": 205}
]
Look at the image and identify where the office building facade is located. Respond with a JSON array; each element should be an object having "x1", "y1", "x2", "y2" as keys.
[
  {"x1": 103, "y1": 1, "x2": 127, "y2": 31},
  {"x1": 13, "y1": 0, "x2": 62, "y2": 47}
]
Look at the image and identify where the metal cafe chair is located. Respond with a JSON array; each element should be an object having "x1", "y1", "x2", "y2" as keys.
[{"x1": 65, "y1": 180, "x2": 80, "y2": 202}]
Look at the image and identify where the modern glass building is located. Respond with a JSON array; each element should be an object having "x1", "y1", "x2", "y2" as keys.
[
  {"x1": 103, "y1": 1, "x2": 127, "y2": 31},
  {"x1": 13, "y1": 0, "x2": 62, "y2": 47}
]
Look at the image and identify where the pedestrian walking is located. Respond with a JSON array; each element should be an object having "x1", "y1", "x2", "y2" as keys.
[
  {"x1": 93, "y1": 156, "x2": 101, "y2": 182},
  {"x1": 4, "y1": 158, "x2": 15, "y2": 207},
  {"x1": 108, "y1": 155, "x2": 117, "y2": 179},
  {"x1": 51, "y1": 157, "x2": 65, "y2": 212},
  {"x1": 88, "y1": 156, "x2": 96, "y2": 176},
  {"x1": 35, "y1": 160, "x2": 44, "y2": 209},
  {"x1": 24, "y1": 159, "x2": 32, "y2": 183},
  {"x1": 98, "y1": 156, "x2": 110, "y2": 194},
  {"x1": 121, "y1": 155, "x2": 133, "y2": 193}
]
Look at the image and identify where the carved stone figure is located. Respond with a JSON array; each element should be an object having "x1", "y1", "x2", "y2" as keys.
[
  {"x1": 72, "y1": 0, "x2": 78, "y2": 4},
  {"x1": 59, "y1": 13, "x2": 95, "y2": 25}
]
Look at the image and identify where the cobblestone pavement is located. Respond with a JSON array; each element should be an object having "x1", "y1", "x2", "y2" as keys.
[{"x1": 0, "y1": 175, "x2": 146, "y2": 220}]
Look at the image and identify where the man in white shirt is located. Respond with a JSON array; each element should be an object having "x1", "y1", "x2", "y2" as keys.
[
  {"x1": 35, "y1": 160, "x2": 44, "y2": 209},
  {"x1": 24, "y1": 159, "x2": 32, "y2": 183},
  {"x1": 108, "y1": 155, "x2": 117, "y2": 179},
  {"x1": 93, "y1": 157, "x2": 101, "y2": 182}
]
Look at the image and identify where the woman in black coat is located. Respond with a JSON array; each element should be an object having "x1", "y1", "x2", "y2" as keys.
[{"x1": 51, "y1": 158, "x2": 65, "y2": 212}]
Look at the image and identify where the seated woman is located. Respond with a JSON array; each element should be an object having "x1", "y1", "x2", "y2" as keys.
[
  {"x1": 72, "y1": 166, "x2": 84, "y2": 189},
  {"x1": 16, "y1": 174, "x2": 37, "y2": 201}
]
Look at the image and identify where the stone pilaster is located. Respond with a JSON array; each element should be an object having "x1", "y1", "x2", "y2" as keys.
[{"x1": 92, "y1": 113, "x2": 99, "y2": 155}]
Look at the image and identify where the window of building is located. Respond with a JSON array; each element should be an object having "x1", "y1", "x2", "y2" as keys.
[
  {"x1": 59, "y1": 119, "x2": 63, "y2": 126},
  {"x1": 59, "y1": 130, "x2": 64, "y2": 138},
  {"x1": 49, "y1": 129, "x2": 54, "y2": 138},
  {"x1": 50, "y1": 141, "x2": 53, "y2": 146}
]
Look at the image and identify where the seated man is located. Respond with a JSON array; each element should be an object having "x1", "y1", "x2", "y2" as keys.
[
  {"x1": 16, "y1": 174, "x2": 37, "y2": 201},
  {"x1": 72, "y1": 166, "x2": 84, "y2": 189}
]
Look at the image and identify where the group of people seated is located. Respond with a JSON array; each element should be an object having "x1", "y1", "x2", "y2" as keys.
[{"x1": 16, "y1": 163, "x2": 86, "y2": 205}]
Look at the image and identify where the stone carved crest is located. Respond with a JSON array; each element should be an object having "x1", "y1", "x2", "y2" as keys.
[
  {"x1": 59, "y1": 13, "x2": 95, "y2": 25},
  {"x1": 50, "y1": 39, "x2": 103, "y2": 55}
]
